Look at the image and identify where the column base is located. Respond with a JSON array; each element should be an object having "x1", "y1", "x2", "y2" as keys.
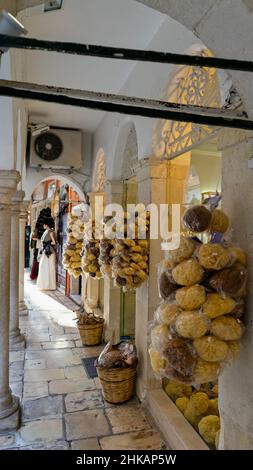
[
  {"x1": 0, "y1": 395, "x2": 20, "y2": 432},
  {"x1": 19, "y1": 301, "x2": 28, "y2": 316},
  {"x1": 9, "y1": 331, "x2": 26, "y2": 350}
]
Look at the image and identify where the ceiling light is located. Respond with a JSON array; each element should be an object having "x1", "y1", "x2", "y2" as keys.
[
  {"x1": 0, "y1": 10, "x2": 27, "y2": 52},
  {"x1": 29, "y1": 123, "x2": 50, "y2": 137},
  {"x1": 44, "y1": 0, "x2": 63, "y2": 12}
]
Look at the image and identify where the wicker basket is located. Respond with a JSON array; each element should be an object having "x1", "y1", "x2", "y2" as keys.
[
  {"x1": 96, "y1": 363, "x2": 137, "y2": 404},
  {"x1": 78, "y1": 319, "x2": 104, "y2": 346}
]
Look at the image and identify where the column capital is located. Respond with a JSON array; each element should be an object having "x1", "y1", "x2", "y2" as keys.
[
  {"x1": 12, "y1": 190, "x2": 26, "y2": 204},
  {"x1": 20, "y1": 201, "x2": 29, "y2": 220},
  {"x1": 0, "y1": 171, "x2": 20, "y2": 204},
  {"x1": 135, "y1": 157, "x2": 169, "y2": 183},
  {"x1": 11, "y1": 190, "x2": 26, "y2": 214}
]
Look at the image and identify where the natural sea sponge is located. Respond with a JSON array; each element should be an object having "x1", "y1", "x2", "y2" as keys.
[
  {"x1": 206, "y1": 398, "x2": 219, "y2": 416},
  {"x1": 149, "y1": 347, "x2": 166, "y2": 373},
  {"x1": 175, "y1": 311, "x2": 209, "y2": 339},
  {"x1": 187, "y1": 392, "x2": 209, "y2": 416},
  {"x1": 164, "y1": 336, "x2": 197, "y2": 376},
  {"x1": 175, "y1": 396, "x2": 190, "y2": 413},
  {"x1": 202, "y1": 293, "x2": 236, "y2": 319},
  {"x1": 172, "y1": 259, "x2": 203, "y2": 286},
  {"x1": 184, "y1": 408, "x2": 202, "y2": 429},
  {"x1": 176, "y1": 285, "x2": 206, "y2": 311},
  {"x1": 198, "y1": 243, "x2": 231, "y2": 271},
  {"x1": 210, "y1": 316, "x2": 242, "y2": 341},
  {"x1": 151, "y1": 324, "x2": 169, "y2": 350},
  {"x1": 164, "y1": 379, "x2": 192, "y2": 402},
  {"x1": 228, "y1": 246, "x2": 247, "y2": 266},
  {"x1": 158, "y1": 270, "x2": 178, "y2": 300},
  {"x1": 182, "y1": 205, "x2": 212, "y2": 233},
  {"x1": 165, "y1": 363, "x2": 194, "y2": 384},
  {"x1": 156, "y1": 302, "x2": 181, "y2": 325},
  {"x1": 193, "y1": 336, "x2": 229, "y2": 363},
  {"x1": 169, "y1": 236, "x2": 195, "y2": 264},
  {"x1": 194, "y1": 359, "x2": 221, "y2": 384},
  {"x1": 230, "y1": 299, "x2": 245, "y2": 318},
  {"x1": 210, "y1": 209, "x2": 229, "y2": 233},
  {"x1": 212, "y1": 384, "x2": 219, "y2": 396},
  {"x1": 198, "y1": 415, "x2": 220, "y2": 446},
  {"x1": 209, "y1": 263, "x2": 247, "y2": 298}
]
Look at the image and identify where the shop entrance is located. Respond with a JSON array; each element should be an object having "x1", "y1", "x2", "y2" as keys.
[{"x1": 28, "y1": 176, "x2": 85, "y2": 303}]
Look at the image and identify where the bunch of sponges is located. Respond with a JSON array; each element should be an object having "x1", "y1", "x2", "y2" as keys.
[
  {"x1": 63, "y1": 213, "x2": 84, "y2": 278},
  {"x1": 149, "y1": 204, "x2": 246, "y2": 385},
  {"x1": 82, "y1": 221, "x2": 102, "y2": 279},
  {"x1": 164, "y1": 378, "x2": 220, "y2": 448},
  {"x1": 98, "y1": 216, "x2": 115, "y2": 278},
  {"x1": 111, "y1": 208, "x2": 150, "y2": 291}
]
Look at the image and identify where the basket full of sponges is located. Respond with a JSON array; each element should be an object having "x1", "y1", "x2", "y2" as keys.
[
  {"x1": 96, "y1": 341, "x2": 138, "y2": 404},
  {"x1": 76, "y1": 306, "x2": 104, "y2": 346}
]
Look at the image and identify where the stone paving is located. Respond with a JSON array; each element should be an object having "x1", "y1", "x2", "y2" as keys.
[{"x1": 0, "y1": 274, "x2": 165, "y2": 450}]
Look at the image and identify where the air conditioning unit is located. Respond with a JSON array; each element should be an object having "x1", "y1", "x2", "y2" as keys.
[{"x1": 29, "y1": 128, "x2": 82, "y2": 169}]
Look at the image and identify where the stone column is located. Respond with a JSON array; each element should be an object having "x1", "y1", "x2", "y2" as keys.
[
  {"x1": 0, "y1": 171, "x2": 20, "y2": 431},
  {"x1": 103, "y1": 180, "x2": 123, "y2": 342},
  {"x1": 9, "y1": 190, "x2": 26, "y2": 349},
  {"x1": 135, "y1": 159, "x2": 169, "y2": 400},
  {"x1": 219, "y1": 129, "x2": 253, "y2": 450},
  {"x1": 19, "y1": 202, "x2": 29, "y2": 316}
]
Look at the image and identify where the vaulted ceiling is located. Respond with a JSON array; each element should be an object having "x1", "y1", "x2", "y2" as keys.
[{"x1": 12, "y1": 0, "x2": 165, "y2": 131}]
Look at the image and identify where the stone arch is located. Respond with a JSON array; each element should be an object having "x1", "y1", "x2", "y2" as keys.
[
  {"x1": 153, "y1": 44, "x2": 242, "y2": 160},
  {"x1": 92, "y1": 148, "x2": 106, "y2": 193},
  {"x1": 136, "y1": 0, "x2": 253, "y2": 116},
  {"x1": 28, "y1": 174, "x2": 86, "y2": 202}
]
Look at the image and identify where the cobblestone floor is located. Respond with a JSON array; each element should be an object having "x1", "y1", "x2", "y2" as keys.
[{"x1": 0, "y1": 273, "x2": 165, "y2": 450}]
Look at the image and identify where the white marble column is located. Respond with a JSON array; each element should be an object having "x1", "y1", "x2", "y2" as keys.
[
  {"x1": 0, "y1": 171, "x2": 20, "y2": 431},
  {"x1": 103, "y1": 180, "x2": 123, "y2": 342},
  {"x1": 9, "y1": 190, "x2": 26, "y2": 350},
  {"x1": 19, "y1": 202, "x2": 29, "y2": 316},
  {"x1": 135, "y1": 159, "x2": 169, "y2": 400}
]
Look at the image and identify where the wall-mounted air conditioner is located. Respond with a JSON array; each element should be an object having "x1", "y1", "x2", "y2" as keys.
[{"x1": 29, "y1": 128, "x2": 82, "y2": 169}]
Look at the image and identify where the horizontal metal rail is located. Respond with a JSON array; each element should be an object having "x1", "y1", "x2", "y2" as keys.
[
  {"x1": 0, "y1": 79, "x2": 252, "y2": 131},
  {"x1": 0, "y1": 34, "x2": 253, "y2": 72}
]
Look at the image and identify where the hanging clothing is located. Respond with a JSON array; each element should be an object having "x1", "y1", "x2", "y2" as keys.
[{"x1": 37, "y1": 229, "x2": 56, "y2": 291}]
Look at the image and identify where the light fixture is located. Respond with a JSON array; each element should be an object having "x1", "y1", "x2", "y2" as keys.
[
  {"x1": 0, "y1": 10, "x2": 27, "y2": 52},
  {"x1": 44, "y1": 0, "x2": 63, "y2": 12},
  {"x1": 29, "y1": 123, "x2": 50, "y2": 137}
]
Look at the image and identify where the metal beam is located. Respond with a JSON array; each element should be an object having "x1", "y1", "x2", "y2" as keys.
[
  {"x1": 1, "y1": 34, "x2": 253, "y2": 72},
  {"x1": 0, "y1": 79, "x2": 252, "y2": 131}
]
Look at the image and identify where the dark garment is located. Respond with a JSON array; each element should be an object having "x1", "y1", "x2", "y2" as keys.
[
  {"x1": 43, "y1": 240, "x2": 54, "y2": 258},
  {"x1": 30, "y1": 260, "x2": 39, "y2": 280}
]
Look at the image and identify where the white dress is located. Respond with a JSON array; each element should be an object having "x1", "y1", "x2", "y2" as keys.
[{"x1": 37, "y1": 230, "x2": 56, "y2": 291}]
